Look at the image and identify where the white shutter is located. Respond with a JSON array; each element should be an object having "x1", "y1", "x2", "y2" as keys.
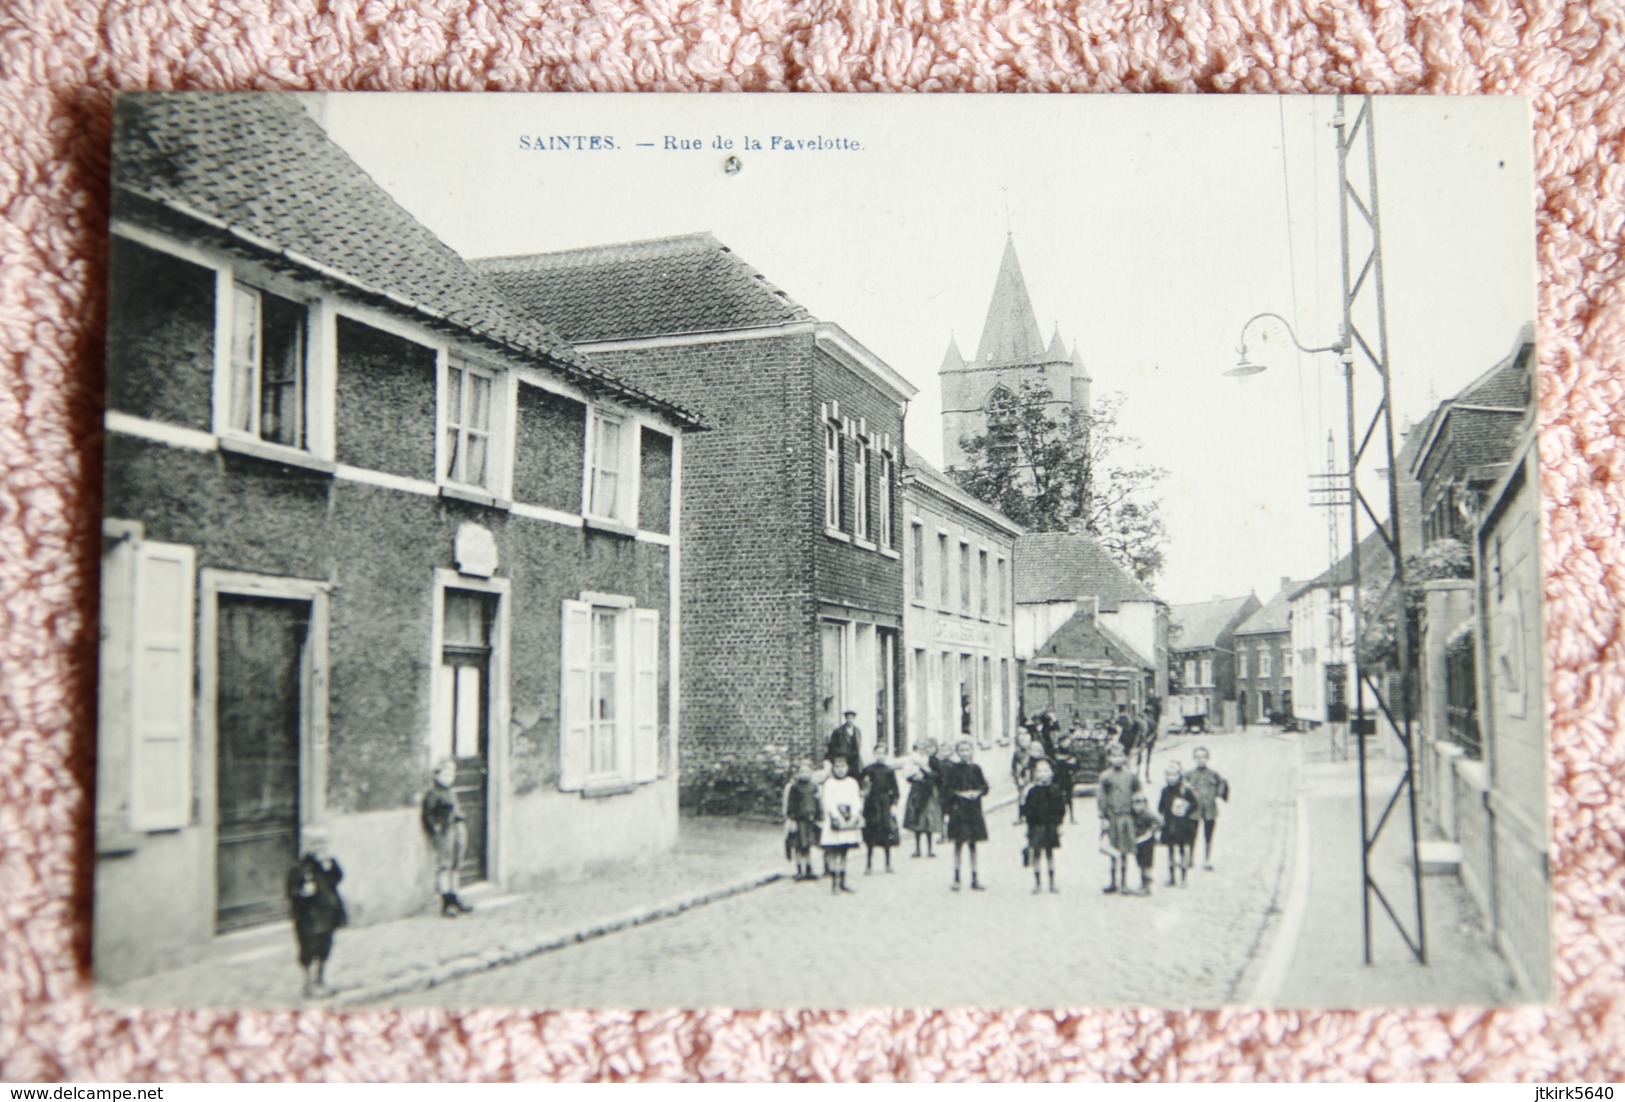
[
  {"x1": 130, "y1": 541, "x2": 196, "y2": 831},
  {"x1": 632, "y1": 608, "x2": 660, "y2": 783},
  {"x1": 559, "y1": 600, "x2": 591, "y2": 791}
]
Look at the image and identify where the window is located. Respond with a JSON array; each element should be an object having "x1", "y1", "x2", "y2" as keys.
[
  {"x1": 589, "y1": 609, "x2": 620, "y2": 775},
  {"x1": 586, "y1": 410, "x2": 634, "y2": 523},
  {"x1": 1260, "y1": 650, "x2": 1272, "y2": 678},
  {"x1": 959, "y1": 541, "x2": 971, "y2": 614},
  {"x1": 911, "y1": 522, "x2": 926, "y2": 601},
  {"x1": 228, "y1": 283, "x2": 308, "y2": 448},
  {"x1": 978, "y1": 549, "x2": 989, "y2": 618},
  {"x1": 560, "y1": 598, "x2": 660, "y2": 790},
  {"x1": 1238, "y1": 651, "x2": 1248, "y2": 680},
  {"x1": 938, "y1": 533, "x2": 951, "y2": 606},
  {"x1": 877, "y1": 452, "x2": 894, "y2": 549},
  {"x1": 996, "y1": 557, "x2": 1008, "y2": 622},
  {"x1": 1184, "y1": 659, "x2": 1196, "y2": 686},
  {"x1": 853, "y1": 443, "x2": 870, "y2": 541},
  {"x1": 1200, "y1": 658, "x2": 1213, "y2": 686},
  {"x1": 824, "y1": 422, "x2": 841, "y2": 530},
  {"x1": 443, "y1": 360, "x2": 497, "y2": 489}
]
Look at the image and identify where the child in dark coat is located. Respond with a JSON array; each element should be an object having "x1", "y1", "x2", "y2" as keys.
[
  {"x1": 942, "y1": 739, "x2": 990, "y2": 892},
  {"x1": 1157, "y1": 762, "x2": 1200, "y2": 887},
  {"x1": 286, "y1": 827, "x2": 347, "y2": 999},
  {"x1": 901, "y1": 739, "x2": 944, "y2": 857},
  {"x1": 860, "y1": 746, "x2": 902, "y2": 874},
  {"x1": 1020, "y1": 758, "x2": 1067, "y2": 894},
  {"x1": 782, "y1": 761, "x2": 823, "y2": 881}
]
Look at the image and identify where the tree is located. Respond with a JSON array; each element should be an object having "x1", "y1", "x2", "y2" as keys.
[{"x1": 950, "y1": 380, "x2": 1169, "y2": 583}]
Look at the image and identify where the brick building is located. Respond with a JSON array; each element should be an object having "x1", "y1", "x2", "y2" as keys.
[
  {"x1": 900, "y1": 447, "x2": 1021, "y2": 752},
  {"x1": 1233, "y1": 579, "x2": 1299, "y2": 726},
  {"x1": 1013, "y1": 531, "x2": 1169, "y2": 705},
  {"x1": 1023, "y1": 605, "x2": 1154, "y2": 728},
  {"x1": 477, "y1": 235, "x2": 916, "y2": 799},
  {"x1": 1168, "y1": 595, "x2": 1262, "y2": 729},
  {"x1": 97, "y1": 95, "x2": 698, "y2": 982}
]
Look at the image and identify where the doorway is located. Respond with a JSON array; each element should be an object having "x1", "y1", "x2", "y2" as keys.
[{"x1": 214, "y1": 593, "x2": 309, "y2": 932}]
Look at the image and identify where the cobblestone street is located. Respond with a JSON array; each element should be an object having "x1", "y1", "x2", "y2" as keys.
[{"x1": 399, "y1": 731, "x2": 1298, "y2": 1008}]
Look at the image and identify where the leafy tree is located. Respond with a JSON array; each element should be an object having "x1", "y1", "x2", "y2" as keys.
[{"x1": 950, "y1": 380, "x2": 1169, "y2": 583}]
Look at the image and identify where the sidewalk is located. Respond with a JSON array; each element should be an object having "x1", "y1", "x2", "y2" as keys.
[
  {"x1": 101, "y1": 817, "x2": 786, "y2": 1009},
  {"x1": 1245, "y1": 735, "x2": 1522, "y2": 1007}
]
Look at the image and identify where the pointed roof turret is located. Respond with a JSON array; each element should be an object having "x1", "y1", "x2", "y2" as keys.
[
  {"x1": 974, "y1": 236, "x2": 1045, "y2": 367},
  {"x1": 940, "y1": 335, "x2": 967, "y2": 374},
  {"x1": 1071, "y1": 342, "x2": 1091, "y2": 382},
  {"x1": 1046, "y1": 324, "x2": 1068, "y2": 360}
]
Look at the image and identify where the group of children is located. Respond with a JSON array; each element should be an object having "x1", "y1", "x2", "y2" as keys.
[
  {"x1": 1097, "y1": 744, "x2": 1229, "y2": 896},
  {"x1": 785, "y1": 731, "x2": 1231, "y2": 900},
  {"x1": 783, "y1": 737, "x2": 994, "y2": 894},
  {"x1": 284, "y1": 755, "x2": 475, "y2": 999}
]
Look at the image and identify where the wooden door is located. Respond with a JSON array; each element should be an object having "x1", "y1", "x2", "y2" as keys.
[
  {"x1": 440, "y1": 590, "x2": 494, "y2": 884},
  {"x1": 216, "y1": 594, "x2": 308, "y2": 932}
]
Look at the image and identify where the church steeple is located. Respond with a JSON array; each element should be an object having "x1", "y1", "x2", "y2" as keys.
[
  {"x1": 941, "y1": 335, "x2": 966, "y2": 373},
  {"x1": 974, "y1": 236, "x2": 1045, "y2": 367}
]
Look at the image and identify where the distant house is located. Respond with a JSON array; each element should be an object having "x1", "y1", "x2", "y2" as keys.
[
  {"x1": 97, "y1": 94, "x2": 698, "y2": 983},
  {"x1": 1409, "y1": 328, "x2": 1535, "y2": 547},
  {"x1": 1167, "y1": 595, "x2": 1262, "y2": 729},
  {"x1": 1024, "y1": 604, "x2": 1156, "y2": 728},
  {"x1": 900, "y1": 448, "x2": 1022, "y2": 751},
  {"x1": 476, "y1": 234, "x2": 916, "y2": 800},
  {"x1": 1013, "y1": 531, "x2": 1169, "y2": 707},
  {"x1": 1288, "y1": 531, "x2": 1395, "y2": 728},
  {"x1": 1233, "y1": 580, "x2": 1300, "y2": 726}
]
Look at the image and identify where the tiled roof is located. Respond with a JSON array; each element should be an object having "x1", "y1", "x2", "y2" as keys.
[
  {"x1": 1298, "y1": 530, "x2": 1394, "y2": 593},
  {"x1": 901, "y1": 446, "x2": 1023, "y2": 535},
  {"x1": 473, "y1": 233, "x2": 813, "y2": 342},
  {"x1": 111, "y1": 93, "x2": 699, "y2": 426},
  {"x1": 1014, "y1": 531, "x2": 1160, "y2": 610},
  {"x1": 1235, "y1": 582, "x2": 1299, "y2": 638},
  {"x1": 1035, "y1": 607, "x2": 1152, "y2": 669},
  {"x1": 1169, "y1": 594, "x2": 1260, "y2": 652}
]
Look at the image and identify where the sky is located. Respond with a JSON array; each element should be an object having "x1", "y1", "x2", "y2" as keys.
[{"x1": 320, "y1": 93, "x2": 1537, "y2": 606}]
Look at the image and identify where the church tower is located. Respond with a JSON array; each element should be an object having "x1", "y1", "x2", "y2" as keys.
[{"x1": 940, "y1": 236, "x2": 1090, "y2": 469}]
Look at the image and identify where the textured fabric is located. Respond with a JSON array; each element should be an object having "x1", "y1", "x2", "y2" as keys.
[{"x1": 2, "y1": 0, "x2": 1622, "y2": 1083}]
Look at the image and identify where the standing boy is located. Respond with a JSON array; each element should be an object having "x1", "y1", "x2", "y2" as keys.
[
  {"x1": 1097, "y1": 745, "x2": 1142, "y2": 895},
  {"x1": 1186, "y1": 745, "x2": 1231, "y2": 870},
  {"x1": 422, "y1": 757, "x2": 475, "y2": 917}
]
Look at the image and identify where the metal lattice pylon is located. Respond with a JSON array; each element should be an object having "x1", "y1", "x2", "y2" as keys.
[{"x1": 1333, "y1": 94, "x2": 1427, "y2": 965}]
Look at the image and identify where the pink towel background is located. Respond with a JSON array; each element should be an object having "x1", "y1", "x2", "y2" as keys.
[{"x1": 2, "y1": 0, "x2": 1621, "y2": 1082}]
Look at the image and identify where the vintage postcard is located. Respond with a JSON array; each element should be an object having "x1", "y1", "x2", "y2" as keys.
[{"x1": 95, "y1": 92, "x2": 1546, "y2": 1009}]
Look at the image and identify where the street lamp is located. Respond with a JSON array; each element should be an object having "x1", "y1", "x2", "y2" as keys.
[{"x1": 1227, "y1": 312, "x2": 1348, "y2": 377}]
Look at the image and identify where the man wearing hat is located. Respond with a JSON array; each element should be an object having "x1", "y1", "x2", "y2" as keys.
[{"x1": 826, "y1": 709, "x2": 864, "y2": 778}]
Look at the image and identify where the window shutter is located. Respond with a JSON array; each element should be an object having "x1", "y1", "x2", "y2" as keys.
[
  {"x1": 632, "y1": 608, "x2": 660, "y2": 783},
  {"x1": 130, "y1": 541, "x2": 196, "y2": 831},
  {"x1": 559, "y1": 600, "x2": 591, "y2": 791}
]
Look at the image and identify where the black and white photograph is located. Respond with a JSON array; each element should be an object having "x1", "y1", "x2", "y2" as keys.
[{"x1": 94, "y1": 91, "x2": 1547, "y2": 1010}]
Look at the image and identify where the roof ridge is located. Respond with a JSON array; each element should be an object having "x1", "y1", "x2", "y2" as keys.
[{"x1": 473, "y1": 232, "x2": 722, "y2": 271}]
